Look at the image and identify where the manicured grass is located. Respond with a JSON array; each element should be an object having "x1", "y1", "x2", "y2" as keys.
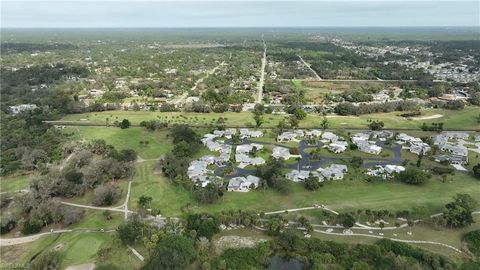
[
  {"x1": 65, "y1": 126, "x2": 172, "y2": 159},
  {"x1": 129, "y1": 161, "x2": 196, "y2": 216},
  {"x1": 60, "y1": 107, "x2": 480, "y2": 131},
  {"x1": 68, "y1": 209, "x2": 124, "y2": 230},
  {"x1": 128, "y1": 158, "x2": 480, "y2": 217},
  {"x1": 58, "y1": 232, "x2": 112, "y2": 268},
  {"x1": 0, "y1": 173, "x2": 32, "y2": 193}
]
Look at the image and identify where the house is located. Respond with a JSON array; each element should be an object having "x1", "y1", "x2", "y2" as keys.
[
  {"x1": 371, "y1": 130, "x2": 394, "y2": 141},
  {"x1": 434, "y1": 154, "x2": 468, "y2": 165},
  {"x1": 242, "y1": 103, "x2": 256, "y2": 112},
  {"x1": 187, "y1": 160, "x2": 209, "y2": 184},
  {"x1": 409, "y1": 142, "x2": 431, "y2": 155},
  {"x1": 9, "y1": 104, "x2": 37, "y2": 114},
  {"x1": 272, "y1": 147, "x2": 291, "y2": 160},
  {"x1": 286, "y1": 170, "x2": 311, "y2": 182},
  {"x1": 227, "y1": 175, "x2": 261, "y2": 192},
  {"x1": 305, "y1": 129, "x2": 322, "y2": 138},
  {"x1": 396, "y1": 133, "x2": 422, "y2": 144},
  {"x1": 385, "y1": 165, "x2": 405, "y2": 175},
  {"x1": 277, "y1": 132, "x2": 298, "y2": 142},
  {"x1": 239, "y1": 128, "x2": 263, "y2": 138},
  {"x1": 317, "y1": 164, "x2": 348, "y2": 180},
  {"x1": 224, "y1": 128, "x2": 237, "y2": 139},
  {"x1": 366, "y1": 165, "x2": 404, "y2": 179},
  {"x1": 440, "y1": 144, "x2": 468, "y2": 156},
  {"x1": 321, "y1": 132, "x2": 339, "y2": 142},
  {"x1": 328, "y1": 142, "x2": 347, "y2": 153},
  {"x1": 351, "y1": 133, "x2": 382, "y2": 155}
]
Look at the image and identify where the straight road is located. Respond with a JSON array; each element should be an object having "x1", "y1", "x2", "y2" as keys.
[
  {"x1": 298, "y1": 55, "x2": 322, "y2": 80},
  {"x1": 256, "y1": 38, "x2": 267, "y2": 103}
]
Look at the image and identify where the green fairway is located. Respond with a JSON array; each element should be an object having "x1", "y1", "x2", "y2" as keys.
[
  {"x1": 57, "y1": 232, "x2": 112, "y2": 268},
  {"x1": 65, "y1": 126, "x2": 172, "y2": 159},
  {"x1": 60, "y1": 107, "x2": 480, "y2": 131}
]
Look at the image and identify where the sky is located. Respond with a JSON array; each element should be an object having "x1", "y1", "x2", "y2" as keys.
[{"x1": 1, "y1": 0, "x2": 479, "y2": 28}]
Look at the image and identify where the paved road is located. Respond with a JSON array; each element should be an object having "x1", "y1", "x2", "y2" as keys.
[
  {"x1": 298, "y1": 55, "x2": 322, "y2": 80},
  {"x1": 256, "y1": 38, "x2": 266, "y2": 103}
]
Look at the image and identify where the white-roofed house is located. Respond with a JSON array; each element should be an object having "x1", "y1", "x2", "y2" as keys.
[
  {"x1": 286, "y1": 170, "x2": 311, "y2": 182},
  {"x1": 272, "y1": 146, "x2": 291, "y2": 160}
]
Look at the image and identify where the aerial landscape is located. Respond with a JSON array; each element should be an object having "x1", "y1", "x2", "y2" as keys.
[{"x1": 1, "y1": 1, "x2": 480, "y2": 269}]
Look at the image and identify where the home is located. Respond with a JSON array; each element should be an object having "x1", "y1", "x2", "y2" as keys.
[
  {"x1": 396, "y1": 133, "x2": 422, "y2": 145},
  {"x1": 286, "y1": 170, "x2": 311, "y2": 182},
  {"x1": 321, "y1": 132, "x2": 339, "y2": 142},
  {"x1": 277, "y1": 132, "x2": 298, "y2": 142},
  {"x1": 187, "y1": 160, "x2": 209, "y2": 184},
  {"x1": 305, "y1": 129, "x2": 322, "y2": 138},
  {"x1": 317, "y1": 164, "x2": 348, "y2": 180},
  {"x1": 359, "y1": 143, "x2": 382, "y2": 155},
  {"x1": 366, "y1": 165, "x2": 405, "y2": 179},
  {"x1": 434, "y1": 154, "x2": 468, "y2": 165},
  {"x1": 227, "y1": 175, "x2": 261, "y2": 192},
  {"x1": 242, "y1": 103, "x2": 256, "y2": 112},
  {"x1": 224, "y1": 128, "x2": 237, "y2": 139},
  {"x1": 272, "y1": 146, "x2": 291, "y2": 160},
  {"x1": 440, "y1": 144, "x2": 468, "y2": 156},
  {"x1": 9, "y1": 104, "x2": 37, "y2": 114},
  {"x1": 384, "y1": 165, "x2": 405, "y2": 175},
  {"x1": 328, "y1": 142, "x2": 347, "y2": 153},
  {"x1": 239, "y1": 128, "x2": 263, "y2": 139},
  {"x1": 409, "y1": 141, "x2": 431, "y2": 155}
]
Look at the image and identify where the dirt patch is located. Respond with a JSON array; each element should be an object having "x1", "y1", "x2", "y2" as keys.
[
  {"x1": 214, "y1": 235, "x2": 267, "y2": 254},
  {"x1": 65, "y1": 263, "x2": 96, "y2": 270}
]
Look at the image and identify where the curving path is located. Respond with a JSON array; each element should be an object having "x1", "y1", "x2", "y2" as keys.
[{"x1": 312, "y1": 229, "x2": 463, "y2": 254}]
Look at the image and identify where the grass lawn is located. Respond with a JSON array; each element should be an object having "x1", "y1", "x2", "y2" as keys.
[
  {"x1": 129, "y1": 161, "x2": 196, "y2": 216},
  {"x1": 128, "y1": 158, "x2": 480, "y2": 217},
  {"x1": 0, "y1": 173, "x2": 32, "y2": 193},
  {"x1": 60, "y1": 107, "x2": 480, "y2": 131},
  {"x1": 57, "y1": 232, "x2": 112, "y2": 268},
  {"x1": 68, "y1": 209, "x2": 124, "y2": 230},
  {"x1": 64, "y1": 126, "x2": 172, "y2": 159}
]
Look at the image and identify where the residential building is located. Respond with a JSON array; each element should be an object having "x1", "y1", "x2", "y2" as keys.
[
  {"x1": 272, "y1": 146, "x2": 291, "y2": 160},
  {"x1": 317, "y1": 164, "x2": 348, "y2": 180},
  {"x1": 286, "y1": 170, "x2": 311, "y2": 182}
]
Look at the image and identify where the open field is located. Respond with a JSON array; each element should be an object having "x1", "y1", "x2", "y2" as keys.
[
  {"x1": 59, "y1": 107, "x2": 480, "y2": 131},
  {"x1": 64, "y1": 126, "x2": 172, "y2": 159}
]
